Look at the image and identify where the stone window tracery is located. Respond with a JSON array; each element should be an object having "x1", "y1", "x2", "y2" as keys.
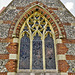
[{"x1": 18, "y1": 12, "x2": 56, "y2": 71}]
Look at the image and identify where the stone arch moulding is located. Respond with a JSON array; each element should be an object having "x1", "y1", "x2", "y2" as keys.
[
  {"x1": 17, "y1": 11, "x2": 58, "y2": 72},
  {"x1": 8, "y1": 1, "x2": 66, "y2": 39}
]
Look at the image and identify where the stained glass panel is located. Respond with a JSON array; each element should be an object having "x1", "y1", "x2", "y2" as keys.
[
  {"x1": 19, "y1": 34, "x2": 30, "y2": 69},
  {"x1": 32, "y1": 33, "x2": 43, "y2": 69},
  {"x1": 19, "y1": 12, "x2": 56, "y2": 71},
  {"x1": 45, "y1": 34, "x2": 56, "y2": 69}
]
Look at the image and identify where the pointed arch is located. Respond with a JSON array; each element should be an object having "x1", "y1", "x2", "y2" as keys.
[
  {"x1": 8, "y1": 1, "x2": 67, "y2": 73},
  {"x1": 45, "y1": 33, "x2": 56, "y2": 69},
  {"x1": 8, "y1": 1, "x2": 66, "y2": 39},
  {"x1": 17, "y1": 10, "x2": 58, "y2": 72},
  {"x1": 32, "y1": 33, "x2": 43, "y2": 69},
  {"x1": 19, "y1": 32, "x2": 30, "y2": 69}
]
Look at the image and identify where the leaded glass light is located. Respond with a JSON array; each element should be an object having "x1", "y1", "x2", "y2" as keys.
[
  {"x1": 19, "y1": 33, "x2": 30, "y2": 69},
  {"x1": 32, "y1": 33, "x2": 43, "y2": 69},
  {"x1": 45, "y1": 34, "x2": 56, "y2": 69},
  {"x1": 19, "y1": 12, "x2": 56, "y2": 71}
]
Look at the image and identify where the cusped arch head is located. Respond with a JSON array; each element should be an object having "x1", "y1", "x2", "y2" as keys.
[
  {"x1": 9, "y1": 1, "x2": 66, "y2": 39},
  {"x1": 20, "y1": 31, "x2": 30, "y2": 39}
]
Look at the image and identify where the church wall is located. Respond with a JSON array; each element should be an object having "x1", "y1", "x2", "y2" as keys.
[{"x1": 0, "y1": 0, "x2": 75, "y2": 75}]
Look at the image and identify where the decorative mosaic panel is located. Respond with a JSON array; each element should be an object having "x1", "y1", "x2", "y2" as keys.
[
  {"x1": 45, "y1": 34, "x2": 56, "y2": 69},
  {"x1": 32, "y1": 33, "x2": 43, "y2": 69},
  {"x1": 66, "y1": 60, "x2": 75, "y2": 72},
  {"x1": 19, "y1": 34, "x2": 30, "y2": 69},
  {"x1": 65, "y1": 44, "x2": 75, "y2": 55},
  {"x1": 0, "y1": 43, "x2": 9, "y2": 54},
  {"x1": 0, "y1": 59, "x2": 9, "y2": 72}
]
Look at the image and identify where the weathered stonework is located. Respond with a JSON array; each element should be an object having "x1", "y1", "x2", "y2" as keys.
[
  {"x1": 11, "y1": 0, "x2": 64, "y2": 8},
  {"x1": 0, "y1": 59, "x2": 9, "y2": 72},
  {"x1": 66, "y1": 60, "x2": 75, "y2": 73},
  {"x1": 0, "y1": 43, "x2": 9, "y2": 54},
  {"x1": 53, "y1": 10, "x2": 75, "y2": 23},
  {"x1": 0, "y1": 24, "x2": 11, "y2": 38},
  {"x1": 0, "y1": 9, "x2": 20, "y2": 21},
  {"x1": 0, "y1": 66, "x2": 7, "y2": 72},
  {"x1": 65, "y1": 44, "x2": 75, "y2": 55},
  {"x1": 63, "y1": 25, "x2": 75, "y2": 39}
]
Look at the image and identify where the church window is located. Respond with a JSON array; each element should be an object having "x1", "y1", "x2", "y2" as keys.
[{"x1": 18, "y1": 12, "x2": 56, "y2": 71}]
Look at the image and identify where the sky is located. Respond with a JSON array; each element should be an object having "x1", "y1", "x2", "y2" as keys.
[{"x1": 0, "y1": 0, "x2": 75, "y2": 16}]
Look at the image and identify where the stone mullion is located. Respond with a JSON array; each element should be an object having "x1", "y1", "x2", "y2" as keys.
[
  {"x1": 42, "y1": 36, "x2": 46, "y2": 71},
  {"x1": 30, "y1": 33, "x2": 32, "y2": 71}
]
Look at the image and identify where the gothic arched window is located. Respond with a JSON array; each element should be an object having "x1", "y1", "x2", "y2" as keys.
[
  {"x1": 45, "y1": 34, "x2": 56, "y2": 69},
  {"x1": 32, "y1": 33, "x2": 43, "y2": 69},
  {"x1": 19, "y1": 33, "x2": 30, "y2": 69},
  {"x1": 18, "y1": 12, "x2": 56, "y2": 71}
]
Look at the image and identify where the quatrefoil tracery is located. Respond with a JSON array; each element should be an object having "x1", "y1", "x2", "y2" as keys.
[{"x1": 20, "y1": 12, "x2": 54, "y2": 39}]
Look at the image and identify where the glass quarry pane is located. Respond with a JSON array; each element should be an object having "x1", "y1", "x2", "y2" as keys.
[
  {"x1": 40, "y1": 17, "x2": 43, "y2": 21},
  {"x1": 45, "y1": 34, "x2": 56, "y2": 69},
  {"x1": 35, "y1": 15, "x2": 39, "y2": 19},
  {"x1": 23, "y1": 26, "x2": 28, "y2": 31},
  {"x1": 32, "y1": 33, "x2": 43, "y2": 69},
  {"x1": 46, "y1": 27, "x2": 51, "y2": 31},
  {"x1": 19, "y1": 34, "x2": 30, "y2": 69}
]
